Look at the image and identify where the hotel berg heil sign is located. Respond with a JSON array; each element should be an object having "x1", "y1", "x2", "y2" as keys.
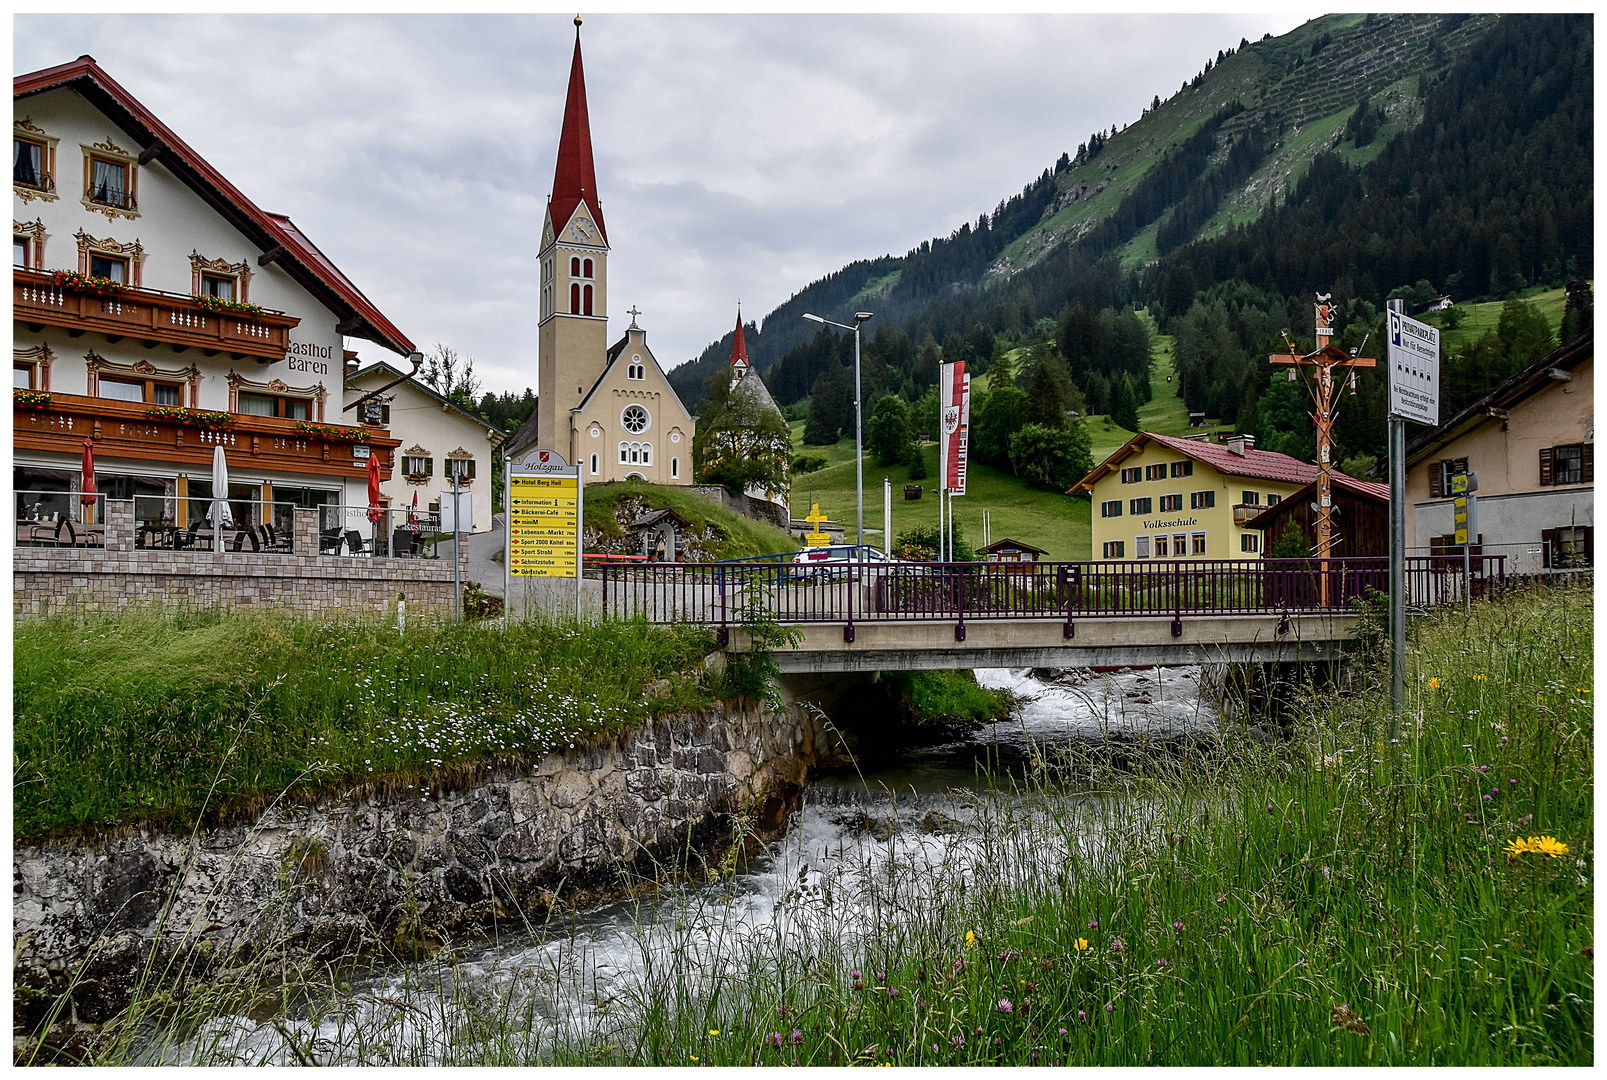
[
  {"x1": 1387, "y1": 310, "x2": 1440, "y2": 426},
  {"x1": 507, "y1": 449, "x2": 582, "y2": 578}
]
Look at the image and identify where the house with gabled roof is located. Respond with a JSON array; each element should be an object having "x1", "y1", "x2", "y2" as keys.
[
  {"x1": 14, "y1": 54, "x2": 413, "y2": 536},
  {"x1": 1070, "y1": 431, "x2": 1335, "y2": 560},
  {"x1": 1403, "y1": 329, "x2": 1592, "y2": 573},
  {"x1": 343, "y1": 356, "x2": 506, "y2": 533}
]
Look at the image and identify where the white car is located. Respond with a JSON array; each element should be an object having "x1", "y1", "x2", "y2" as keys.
[{"x1": 790, "y1": 545, "x2": 895, "y2": 581}]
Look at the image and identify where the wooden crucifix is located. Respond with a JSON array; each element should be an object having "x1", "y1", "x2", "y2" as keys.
[{"x1": 1268, "y1": 294, "x2": 1377, "y2": 605}]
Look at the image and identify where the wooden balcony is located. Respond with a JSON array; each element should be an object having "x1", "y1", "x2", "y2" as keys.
[
  {"x1": 15, "y1": 392, "x2": 398, "y2": 481},
  {"x1": 13, "y1": 268, "x2": 299, "y2": 362}
]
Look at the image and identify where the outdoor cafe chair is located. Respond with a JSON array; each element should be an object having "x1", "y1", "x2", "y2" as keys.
[{"x1": 343, "y1": 529, "x2": 372, "y2": 556}]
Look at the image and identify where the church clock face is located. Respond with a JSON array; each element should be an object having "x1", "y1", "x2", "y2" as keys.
[{"x1": 573, "y1": 218, "x2": 594, "y2": 242}]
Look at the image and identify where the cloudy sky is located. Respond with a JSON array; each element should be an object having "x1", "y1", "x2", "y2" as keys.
[{"x1": 16, "y1": 11, "x2": 1314, "y2": 397}]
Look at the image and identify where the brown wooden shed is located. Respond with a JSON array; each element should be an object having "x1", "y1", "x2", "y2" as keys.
[
  {"x1": 1244, "y1": 474, "x2": 1390, "y2": 558},
  {"x1": 977, "y1": 537, "x2": 1049, "y2": 563}
]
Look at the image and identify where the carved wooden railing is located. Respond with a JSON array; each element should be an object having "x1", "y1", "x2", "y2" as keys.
[
  {"x1": 14, "y1": 392, "x2": 398, "y2": 481},
  {"x1": 14, "y1": 268, "x2": 299, "y2": 361}
]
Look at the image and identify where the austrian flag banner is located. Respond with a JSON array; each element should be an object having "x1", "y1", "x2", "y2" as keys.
[{"x1": 939, "y1": 360, "x2": 970, "y2": 495}]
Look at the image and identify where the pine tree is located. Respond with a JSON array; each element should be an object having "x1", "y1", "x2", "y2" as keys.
[
  {"x1": 1561, "y1": 280, "x2": 1593, "y2": 343},
  {"x1": 1111, "y1": 373, "x2": 1140, "y2": 432}
]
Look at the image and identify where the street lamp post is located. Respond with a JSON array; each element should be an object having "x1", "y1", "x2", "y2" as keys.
[{"x1": 803, "y1": 311, "x2": 874, "y2": 551}]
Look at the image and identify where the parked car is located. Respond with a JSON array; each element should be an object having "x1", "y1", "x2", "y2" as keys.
[{"x1": 790, "y1": 545, "x2": 896, "y2": 581}]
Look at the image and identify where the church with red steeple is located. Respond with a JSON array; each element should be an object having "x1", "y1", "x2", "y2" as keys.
[{"x1": 509, "y1": 16, "x2": 696, "y2": 486}]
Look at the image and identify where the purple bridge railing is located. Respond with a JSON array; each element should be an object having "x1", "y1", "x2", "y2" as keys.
[{"x1": 593, "y1": 555, "x2": 1507, "y2": 642}]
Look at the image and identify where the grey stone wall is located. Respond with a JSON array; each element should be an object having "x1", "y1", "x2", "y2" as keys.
[
  {"x1": 13, "y1": 701, "x2": 841, "y2": 1030},
  {"x1": 13, "y1": 503, "x2": 469, "y2": 617}
]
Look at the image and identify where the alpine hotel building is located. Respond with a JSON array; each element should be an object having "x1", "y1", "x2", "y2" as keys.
[{"x1": 14, "y1": 57, "x2": 413, "y2": 535}]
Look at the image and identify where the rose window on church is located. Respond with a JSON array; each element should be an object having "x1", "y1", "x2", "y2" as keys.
[{"x1": 621, "y1": 404, "x2": 649, "y2": 434}]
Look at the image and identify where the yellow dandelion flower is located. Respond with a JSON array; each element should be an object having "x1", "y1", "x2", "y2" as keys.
[
  {"x1": 709, "y1": 1030, "x2": 720, "y2": 1036},
  {"x1": 690, "y1": 1055, "x2": 699, "y2": 1062},
  {"x1": 1577, "y1": 688, "x2": 1591, "y2": 694},
  {"x1": 1075, "y1": 938, "x2": 1089, "y2": 951},
  {"x1": 1506, "y1": 837, "x2": 1533, "y2": 860},
  {"x1": 965, "y1": 930, "x2": 976, "y2": 948},
  {"x1": 1428, "y1": 677, "x2": 1441, "y2": 690},
  {"x1": 1473, "y1": 674, "x2": 1486, "y2": 681},
  {"x1": 1535, "y1": 835, "x2": 1569, "y2": 858}
]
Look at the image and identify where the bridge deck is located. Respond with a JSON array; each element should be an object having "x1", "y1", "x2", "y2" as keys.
[{"x1": 731, "y1": 613, "x2": 1359, "y2": 673}]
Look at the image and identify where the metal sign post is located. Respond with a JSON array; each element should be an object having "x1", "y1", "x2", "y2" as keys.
[
  {"x1": 1384, "y1": 298, "x2": 1440, "y2": 731},
  {"x1": 1451, "y1": 471, "x2": 1478, "y2": 615},
  {"x1": 453, "y1": 469, "x2": 461, "y2": 622}
]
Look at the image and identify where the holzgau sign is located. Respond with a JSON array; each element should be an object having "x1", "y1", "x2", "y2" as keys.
[{"x1": 506, "y1": 449, "x2": 582, "y2": 579}]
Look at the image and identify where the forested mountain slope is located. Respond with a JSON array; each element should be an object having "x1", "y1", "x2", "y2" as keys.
[{"x1": 669, "y1": 12, "x2": 1504, "y2": 411}]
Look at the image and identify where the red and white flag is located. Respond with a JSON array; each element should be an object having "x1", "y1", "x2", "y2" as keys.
[{"x1": 939, "y1": 360, "x2": 970, "y2": 495}]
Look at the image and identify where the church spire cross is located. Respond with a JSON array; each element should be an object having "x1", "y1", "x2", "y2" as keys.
[
  {"x1": 627, "y1": 305, "x2": 641, "y2": 328},
  {"x1": 549, "y1": 18, "x2": 607, "y2": 243}
]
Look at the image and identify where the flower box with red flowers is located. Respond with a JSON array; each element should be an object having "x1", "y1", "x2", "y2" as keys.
[
  {"x1": 14, "y1": 389, "x2": 53, "y2": 410},
  {"x1": 294, "y1": 421, "x2": 372, "y2": 443},
  {"x1": 145, "y1": 405, "x2": 233, "y2": 430},
  {"x1": 50, "y1": 270, "x2": 129, "y2": 297},
  {"x1": 195, "y1": 294, "x2": 266, "y2": 318}
]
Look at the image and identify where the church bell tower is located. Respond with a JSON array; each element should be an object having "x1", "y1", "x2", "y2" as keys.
[{"x1": 536, "y1": 16, "x2": 610, "y2": 461}]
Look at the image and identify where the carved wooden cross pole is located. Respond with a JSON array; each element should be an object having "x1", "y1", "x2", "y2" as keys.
[{"x1": 1268, "y1": 295, "x2": 1376, "y2": 606}]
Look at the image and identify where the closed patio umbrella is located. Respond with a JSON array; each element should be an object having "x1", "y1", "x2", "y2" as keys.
[
  {"x1": 210, "y1": 444, "x2": 232, "y2": 552},
  {"x1": 366, "y1": 450, "x2": 384, "y2": 554},
  {"x1": 366, "y1": 450, "x2": 384, "y2": 524},
  {"x1": 79, "y1": 438, "x2": 97, "y2": 514}
]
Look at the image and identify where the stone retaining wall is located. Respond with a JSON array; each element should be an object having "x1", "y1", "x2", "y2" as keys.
[
  {"x1": 13, "y1": 701, "x2": 841, "y2": 1031},
  {"x1": 13, "y1": 503, "x2": 468, "y2": 617}
]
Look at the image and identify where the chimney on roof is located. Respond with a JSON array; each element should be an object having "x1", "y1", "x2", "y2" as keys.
[{"x1": 1227, "y1": 434, "x2": 1254, "y2": 456}]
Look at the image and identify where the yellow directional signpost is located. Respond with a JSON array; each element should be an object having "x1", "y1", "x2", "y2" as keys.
[
  {"x1": 504, "y1": 449, "x2": 583, "y2": 620},
  {"x1": 1450, "y1": 471, "x2": 1477, "y2": 614},
  {"x1": 804, "y1": 502, "x2": 830, "y2": 548}
]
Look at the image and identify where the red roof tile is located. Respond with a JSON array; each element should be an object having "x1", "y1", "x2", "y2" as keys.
[
  {"x1": 1069, "y1": 431, "x2": 1352, "y2": 493},
  {"x1": 1144, "y1": 432, "x2": 1320, "y2": 485}
]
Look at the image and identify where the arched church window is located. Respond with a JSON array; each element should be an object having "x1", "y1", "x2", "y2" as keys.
[
  {"x1": 570, "y1": 257, "x2": 580, "y2": 277},
  {"x1": 583, "y1": 258, "x2": 593, "y2": 278},
  {"x1": 570, "y1": 283, "x2": 580, "y2": 314},
  {"x1": 590, "y1": 453, "x2": 599, "y2": 475},
  {"x1": 583, "y1": 284, "x2": 593, "y2": 316},
  {"x1": 671, "y1": 457, "x2": 679, "y2": 479},
  {"x1": 618, "y1": 443, "x2": 629, "y2": 464},
  {"x1": 640, "y1": 443, "x2": 652, "y2": 465}
]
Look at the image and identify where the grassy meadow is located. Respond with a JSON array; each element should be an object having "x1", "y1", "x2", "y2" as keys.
[
  {"x1": 12, "y1": 608, "x2": 720, "y2": 842},
  {"x1": 1421, "y1": 285, "x2": 1569, "y2": 356},
  {"x1": 521, "y1": 582, "x2": 1589, "y2": 1066},
  {"x1": 584, "y1": 478, "x2": 796, "y2": 559}
]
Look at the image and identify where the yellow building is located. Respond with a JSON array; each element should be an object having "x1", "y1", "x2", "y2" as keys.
[{"x1": 1070, "y1": 433, "x2": 1319, "y2": 560}]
